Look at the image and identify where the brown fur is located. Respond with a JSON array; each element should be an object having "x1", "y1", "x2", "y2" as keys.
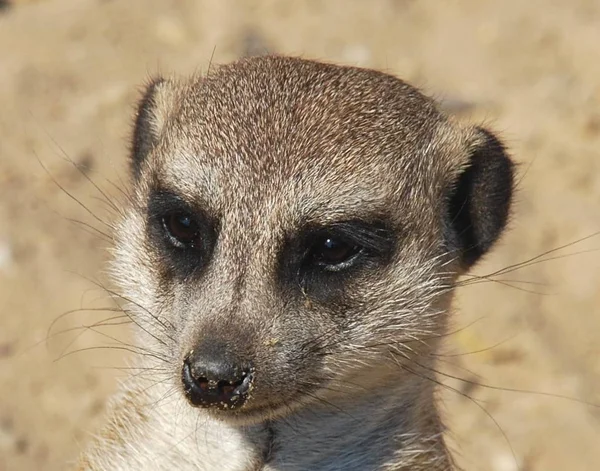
[{"x1": 76, "y1": 55, "x2": 514, "y2": 470}]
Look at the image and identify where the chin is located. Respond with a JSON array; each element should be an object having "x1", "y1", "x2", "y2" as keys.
[{"x1": 188, "y1": 391, "x2": 317, "y2": 426}]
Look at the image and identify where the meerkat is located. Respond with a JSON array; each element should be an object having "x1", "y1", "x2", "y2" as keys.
[{"x1": 75, "y1": 55, "x2": 514, "y2": 471}]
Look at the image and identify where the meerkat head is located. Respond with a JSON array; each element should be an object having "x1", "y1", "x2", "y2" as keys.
[{"x1": 113, "y1": 56, "x2": 513, "y2": 424}]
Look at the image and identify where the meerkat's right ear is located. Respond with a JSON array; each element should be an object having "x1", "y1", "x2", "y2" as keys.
[
  {"x1": 447, "y1": 127, "x2": 515, "y2": 270},
  {"x1": 131, "y1": 77, "x2": 177, "y2": 180}
]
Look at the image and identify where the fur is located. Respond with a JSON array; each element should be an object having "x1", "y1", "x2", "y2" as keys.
[{"x1": 75, "y1": 56, "x2": 514, "y2": 470}]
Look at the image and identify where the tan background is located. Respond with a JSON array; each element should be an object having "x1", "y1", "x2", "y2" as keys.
[{"x1": 1, "y1": 0, "x2": 599, "y2": 470}]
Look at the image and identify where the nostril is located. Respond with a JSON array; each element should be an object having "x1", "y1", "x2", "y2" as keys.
[
  {"x1": 218, "y1": 380, "x2": 235, "y2": 397},
  {"x1": 195, "y1": 377, "x2": 210, "y2": 392},
  {"x1": 181, "y1": 354, "x2": 254, "y2": 410}
]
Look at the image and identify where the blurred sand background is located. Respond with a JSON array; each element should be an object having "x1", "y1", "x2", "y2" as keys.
[{"x1": 1, "y1": 0, "x2": 599, "y2": 470}]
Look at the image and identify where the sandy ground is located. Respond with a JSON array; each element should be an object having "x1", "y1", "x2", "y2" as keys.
[{"x1": 1, "y1": 0, "x2": 599, "y2": 470}]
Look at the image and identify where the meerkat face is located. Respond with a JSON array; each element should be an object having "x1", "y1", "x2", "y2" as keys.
[{"x1": 113, "y1": 56, "x2": 513, "y2": 423}]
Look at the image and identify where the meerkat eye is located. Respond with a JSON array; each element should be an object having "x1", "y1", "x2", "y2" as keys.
[
  {"x1": 162, "y1": 212, "x2": 201, "y2": 248},
  {"x1": 308, "y1": 236, "x2": 362, "y2": 269}
]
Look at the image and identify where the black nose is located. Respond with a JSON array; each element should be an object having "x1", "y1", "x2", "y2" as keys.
[{"x1": 181, "y1": 348, "x2": 253, "y2": 410}]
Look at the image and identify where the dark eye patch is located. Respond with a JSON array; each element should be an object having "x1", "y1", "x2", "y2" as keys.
[
  {"x1": 280, "y1": 219, "x2": 396, "y2": 301},
  {"x1": 146, "y1": 189, "x2": 218, "y2": 278},
  {"x1": 303, "y1": 222, "x2": 394, "y2": 270}
]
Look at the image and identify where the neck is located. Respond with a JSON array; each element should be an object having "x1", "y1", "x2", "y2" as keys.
[{"x1": 250, "y1": 376, "x2": 450, "y2": 471}]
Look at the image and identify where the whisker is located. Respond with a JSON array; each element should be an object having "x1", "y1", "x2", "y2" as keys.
[
  {"x1": 35, "y1": 151, "x2": 113, "y2": 230},
  {"x1": 409, "y1": 356, "x2": 600, "y2": 409},
  {"x1": 56, "y1": 345, "x2": 169, "y2": 365},
  {"x1": 392, "y1": 356, "x2": 519, "y2": 471},
  {"x1": 480, "y1": 233, "x2": 600, "y2": 279},
  {"x1": 432, "y1": 336, "x2": 515, "y2": 358}
]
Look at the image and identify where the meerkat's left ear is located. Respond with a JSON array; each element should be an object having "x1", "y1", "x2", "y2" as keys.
[
  {"x1": 130, "y1": 77, "x2": 178, "y2": 180},
  {"x1": 447, "y1": 127, "x2": 515, "y2": 269}
]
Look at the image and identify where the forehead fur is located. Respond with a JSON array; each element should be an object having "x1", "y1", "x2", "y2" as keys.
[{"x1": 145, "y1": 56, "x2": 469, "y2": 228}]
